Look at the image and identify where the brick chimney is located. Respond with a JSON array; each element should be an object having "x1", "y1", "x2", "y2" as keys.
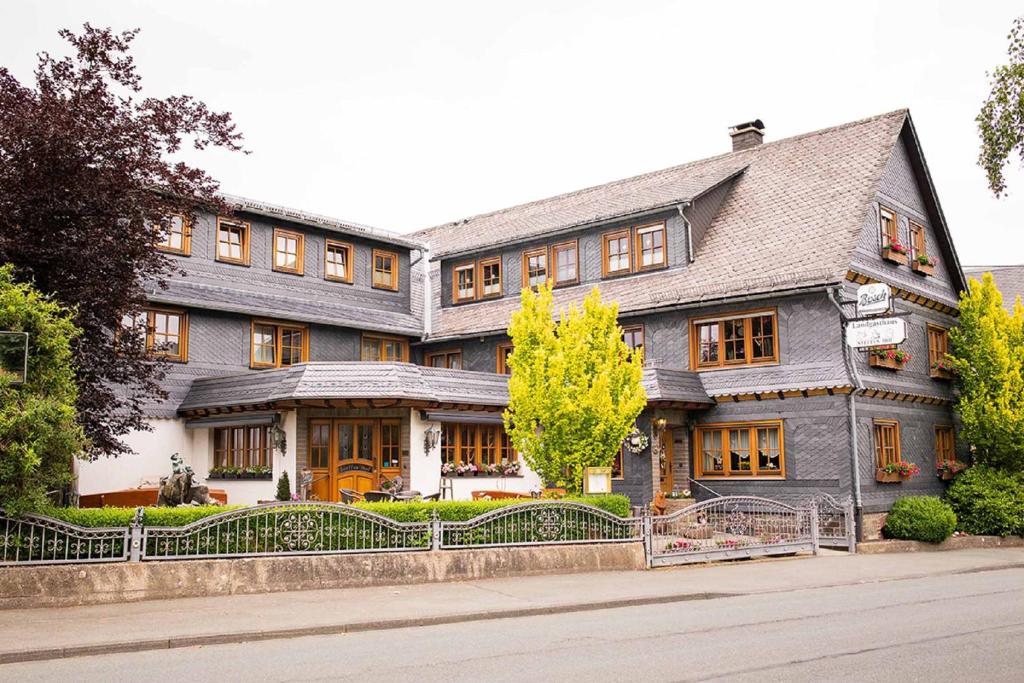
[{"x1": 729, "y1": 119, "x2": 765, "y2": 151}]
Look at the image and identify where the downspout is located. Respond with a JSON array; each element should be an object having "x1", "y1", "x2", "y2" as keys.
[
  {"x1": 677, "y1": 202, "x2": 695, "y2": 263},
  {"x1": 829, "y1": 285, "x2": 864, "y2": 541},
  {"x1": 421, "y1": 248, "x2": 432, "y2": 340}
]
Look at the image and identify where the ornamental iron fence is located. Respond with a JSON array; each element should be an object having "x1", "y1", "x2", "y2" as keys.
[
  {"x1": 805, "y1": 493, "x2": 856, "y2": 552},
  {"x1": 648, "y1": 496, "x2": 817, "y2": 567},
  {"x1": 439, "y1": 501, "x2": 642, "y2": 549},
  {"x1": 0, "y1": 509, "x2": 131, "y2": 565},
  {"x1": 141, "y1": 502, "x2": 432, "y2": 560}
]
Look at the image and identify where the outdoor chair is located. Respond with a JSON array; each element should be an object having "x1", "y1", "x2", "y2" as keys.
[
  {"x1": 363, "y1": 490, "x2": 394, "y2": 502},
  {"x1": 420, "y1": 493, "x2": 440, "y2": 502},
  {"x1": 339, "y1": 488, "x2": 364, "y2": 504}
]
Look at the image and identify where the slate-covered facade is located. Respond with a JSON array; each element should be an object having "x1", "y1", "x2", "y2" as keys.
[{"x1": 77, "y1": 110, "x2": 971, "y2": 538}]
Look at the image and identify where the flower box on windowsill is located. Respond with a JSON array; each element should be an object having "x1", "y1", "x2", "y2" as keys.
[
  {"x1": 930, "y1": 367, "x2": 954, "y2": 380},
  {"x1": 876, "y1": 469, "x2": 910, "y2": 483},
  {"x1": 869, "y1": 353, "x2": 908, "y2": 371},
  {"x1": 881, "y1": 247, "x2": 908, "y2": 265},
  {"x1": 208, "y1": 473, "x2": 272, "y2": 481},
  {"x1": 443, "y1": 474, "x2": 523, "y2": 479},
  {"x1": 911, "y1": 259, "x2": 935, "y2": 276}
]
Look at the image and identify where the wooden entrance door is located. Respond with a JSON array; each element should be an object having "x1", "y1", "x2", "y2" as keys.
[
  {"x1": 336, "y1": 420, "x2": 377, "y2": 496},
  {"x1": 659, "y1": 429, "x2": 674, "y2": 493}
]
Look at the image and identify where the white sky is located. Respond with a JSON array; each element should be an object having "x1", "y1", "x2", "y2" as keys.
[{"x1": 2, "y1": 0, "x2": 1021, "y2": 265}]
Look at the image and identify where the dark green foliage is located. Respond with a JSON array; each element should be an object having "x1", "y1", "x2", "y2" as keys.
[
  {"x1": 276, "y1": 471, "x2": 291, "y2": 501},
  {"x1": 977, "y1": 16, "x2": 1024, "y2": 196},
  {"x1": 40, "y1": 505, "x2": 244, "y2": 528},
  {"x1": 0, "y1": 266, "x2": 87, "y2": 514},
  {"x1": 354, "y1": 495, "x2": 632, "y2": 521},
  {"x1": 945, "y1": 466, "x2": 1024, "y2": 537},
  {"x1": 883, "y1": 496, "x2": 957, "y2": 544}
]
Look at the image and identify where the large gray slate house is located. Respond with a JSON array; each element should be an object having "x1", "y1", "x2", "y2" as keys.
[{"x1": 77, "y1": 110, "x2": 969, "y2": 536}]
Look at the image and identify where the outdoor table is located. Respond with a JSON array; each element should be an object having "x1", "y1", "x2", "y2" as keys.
[{"x1": 393, "y1": 490, "x2": 422, "y2": 501}]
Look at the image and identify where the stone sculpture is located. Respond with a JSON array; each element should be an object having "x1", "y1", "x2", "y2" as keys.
[{"x1": 157, "y1": 453, "x2": 222, "y2": 506}]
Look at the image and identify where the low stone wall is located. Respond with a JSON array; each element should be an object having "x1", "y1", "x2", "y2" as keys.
[
  {"x1": 857, "y1": 535, "x2": 1024, "y2": 554},
  {"x1": 0, "y1": 542, "x2": 646, "y2": 610}
]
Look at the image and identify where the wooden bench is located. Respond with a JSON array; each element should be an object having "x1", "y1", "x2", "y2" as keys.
[{"x1": 471, "y1": 490, "x2": 529, "y2": 501}]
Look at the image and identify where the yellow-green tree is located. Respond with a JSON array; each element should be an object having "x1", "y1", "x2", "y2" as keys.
[
  {"x1": 504, "y1": 282, "x2": 646, "y2": 492},
  {"x1": 948, "y1": 273, "x2": 1024, "y2": 471}
]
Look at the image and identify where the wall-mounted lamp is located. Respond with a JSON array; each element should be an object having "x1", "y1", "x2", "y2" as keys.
[
  {"x1": 653, "y1": 417, "x2": 668, "y2": 430},
  {"x1": 271, "y1": 413, "x2": 287, "y2": 455},
  {"x1": 423, "y1": 425, "x2": 441, "y2": 453}
]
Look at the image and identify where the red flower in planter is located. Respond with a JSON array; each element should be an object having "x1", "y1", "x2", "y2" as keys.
[{"x1": 884, "y1": 240, "x2": 908, "y2": 254}]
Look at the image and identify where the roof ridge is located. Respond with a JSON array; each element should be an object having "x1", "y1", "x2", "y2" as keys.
[{"x1": 413, "y1": 109, "x2": 909, "y2": 238}]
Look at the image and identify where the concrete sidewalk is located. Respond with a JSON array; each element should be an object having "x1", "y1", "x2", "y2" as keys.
[{"x1": 2, "y1": 548, "x2": 1023, "y2": 664}]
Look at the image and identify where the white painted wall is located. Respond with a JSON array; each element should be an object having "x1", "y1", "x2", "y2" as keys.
[{"x1": 445, "y1": 469, "x2": 542, "y2": 500}]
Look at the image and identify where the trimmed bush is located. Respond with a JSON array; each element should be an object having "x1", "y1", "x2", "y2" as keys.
[
  {"x1": 37, "y1": 495, "x2": 631, "y2": 528},
  {"x1": 883, "y1": 496, "x2": 957, "y2": 544},
  {"x1": 945, "y1": 466, "x2": 1024, "y2": 537}
]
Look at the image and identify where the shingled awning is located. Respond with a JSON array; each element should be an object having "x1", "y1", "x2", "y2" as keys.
[{"x1": 177, "y1": 362, "x2": 712, "y2": 416}]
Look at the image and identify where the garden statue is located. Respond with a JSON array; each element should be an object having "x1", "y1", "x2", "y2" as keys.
[{"x1": 157, "y1": 454, "x2": 222, "y2": 506}]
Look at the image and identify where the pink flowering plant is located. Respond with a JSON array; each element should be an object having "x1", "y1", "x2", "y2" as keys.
[
  {"x1": 916, "y1": 254, "x2": 934, "y2": 266},
  {"x1": 884, "y1": 240, "x2": 908, "y2": 254},
  {"x1": 665, "y1": 538, "x2": 695, "y2": 552},
  {"x1": 870, "y1": 347, "x2": 911, "y2": 364},
  {"x1": 882, "y1": 461, "x2": 920, "y2": 477},
  {"x1": 931, "y1": 356, "x2": 955, "y2": 372},
  {"x1": 937, "y1": 460, "x2": 967, "y2": 476}
]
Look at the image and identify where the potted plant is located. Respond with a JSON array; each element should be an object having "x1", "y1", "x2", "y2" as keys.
[
  {"x1": 930, "y1": 357, "x2": 955, "y2": 380},
  {"x1": 208, "y1": 466, "x2": 225, "y2": 479},
  {"x1": 937, "y1": 460, "x2": 967, "y2": 481},
  {"x1": 881, "y1": 240, "x2": 908, "y2": 265},
  {"x1": 240, "y1": 467, "x2": 255, "y2": 480},
  {"x1": 911, "y1": 253, "x2": 935, "y2": 276},
  {"x1": 868, "y1": 347, "x2": 911, "y2": 370},
  {"x1": 441, "y1": 462, "x2": 455, "y2": 477},
  {"x1": 876, "y1": 460, "x2": 920, "y2": 482},
  {"x1": 222, "y1": 466, "x2": 240, "y2": 480},
  {"x1": 252, "y1": 465, "x2": 272, "y2": 480}
]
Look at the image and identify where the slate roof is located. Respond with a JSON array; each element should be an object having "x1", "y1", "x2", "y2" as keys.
[
  {"x1": 963, "y1": 265, "x2": 1024, "y2": 311},
  {"x1": 417, "y1": 110, "x2": 909, "y2": 339},
  {"x1": 178, "y1": 362, "x2": 712, "y2": 412},
  {"x1": 147, "y1": 279, "x2": 423, "y2": 337},
  {"x1": 222, "y1": 193, "x2": 426, "y2": 251}
]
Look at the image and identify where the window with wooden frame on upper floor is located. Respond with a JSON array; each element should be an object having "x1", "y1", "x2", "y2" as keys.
[
  {"x1": 250, "y1": 320, "x2": 308, "y2": 369},
  {"x1": 622, "y1": 324, "x2": 644, "y2": 354},
  {"x1": 874, "y1": 419, "x2": 901, "y2": 468},
  {"x1": 216, "y1": 217, "x2": 250, "y2": 265},
  {"x1": 602, "y1": 229, "x2": 631, "y2": 276},
  {"x1": 143, "y1": 308, "x2": 188, "y2": 362},
  {"x1": 523, "y1": 247, "x2": 548, "y2": 289},
  {"x1": 273, "y1": 228, "x2": 304, "y2": 275},
  {"x1": 425, "y1": 349, "x2": 462, "y2": 369},
  {"x1": 909, "y1": 221, "x2": 926, "y2": 260},
  {"x1": 454, "y1": 263, "x2": 476, "y2": 303},
  {"x1": 694, "y1": 420, "x2": 785, "y2": 478},
  {"x1": 635, "y1": 222, "x2": 666, "y2": 270},
  {"x1": 496, "y1": 342, "x2": 513, "y2": 374},
  {"x1": 935, "y1": 425, "x2": 955, "y2": 467},
  {"x1": 552, "y1": 241, "x2": 579, "y2": 286},
  {"x1": 372, "y1": 249, "x2": 399, "y2": 291},
  {"x1": 879, "y1": 206, "x2": 899, "y2": 249},
  {"x1": 928, "y1": 325, "x2": 951, "y2": 377},
  {"x1": 690, "y1": 309, "x2": 778, "y2": 370},
  {"x1": 325, "y1": 240, "x2": 353, "y2": 283},
  {"x1": 480, "y1": 257, "x2": 502, "y2": 298},
  {"x1": 155, "y1": 214, "x2": 191, "y2": 255},
  {"x1": 361, "y1": 334, "x2": 408, "y2": 362}
]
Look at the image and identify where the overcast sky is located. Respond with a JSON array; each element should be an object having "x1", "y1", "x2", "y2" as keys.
[{"x1": 2, "y1": 1, "x2": 1021, "y2": 265}]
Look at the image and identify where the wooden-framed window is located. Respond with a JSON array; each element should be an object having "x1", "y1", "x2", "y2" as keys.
[
  {"x1": 480, "y1": 257, "x2": 502, "y2": 298},
  {"x1": 612, "y1": 447, "x2": 624, "y2": 479},
  {"x1": 250, "y1": 320, "x2": 308, "y2": 369},
  {"x1": 552, "y1": 240, "x2": 579, "y2": 286},
  {"x1": 380, "y1": 420, "x2": 401, "y2": 470},
  {"x1": 694, "y1": 420, "x2": 785, "y2": 478},
  {"x1": 909, "y1": 221, "x2": 926, "y2": 261},
  {"x1": 496, "y1": 342, "x2": 514, "y2": 375},
  {"x1": 216, "y1": 217, "x2": 250, "y2": 265},
  {"x1": 622, "y1": 324, "x2": 644, "y2": 353},
  {"x1": 523, "y1": 247, "x2": 548, "y2": 289},
  {"x1": 879, "y1": 206, "x2": 898, "y2": 248},
  {"x1": 635, "y1": 222, "x2": 666, "y2": 270},
  {"x1": 454, "y1": 263, "x2": 476, "y2": 303},
  {"x1": 928, "y1": 325, "x2": 949, "y2": 374},
  {"x1": 935, "y1": 425, "x2": 955, "y2": 467},
  {"x1": 213, "y1": 425, "x2": 271, "y2": 469},
  {"x1": 874, "y1": 420, "x2": 901, "y2": 468},
  {"x1": 602, "y1": 230, "x2": 632, "y2": 276},
  {"x1": 361, "y1": 334, "x2": 409, "y2": 362},
  {"x1": 440, "y1": 423, "x2": 517, "y2": 469},
  {"x1": 425, "y1": 349, "x2": 462, "y2": 369},
  {"x1": 372, "y1": 249, "x2": 399, "y2": 291},
  {"x1": 155, "y1": 214, "x2": 191, "y2": 255},
  {"x1": 272, "y1": 228, "x2": 304, "y2": 275},
  {"x1": 690, "y1": 309, "x2": 778, "y2": 370},
  {"x1": 325, "y1": 240, "x2": 353, "y2": 283},
  {"x1": 144, "y1": 308, "x2": 188, "y2": 362}
]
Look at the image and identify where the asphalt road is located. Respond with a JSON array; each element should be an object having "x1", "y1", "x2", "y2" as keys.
[{"x1": 5, "y1": 567, "x2": 1023, "y2": 682}]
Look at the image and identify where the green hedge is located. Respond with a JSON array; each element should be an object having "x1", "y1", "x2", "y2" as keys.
[
  {"x1": 883, "y1": 496, "x2": 957, "y2": 544},
  {"x1": 945, "y1": 466, "x2": 1024, "y2": 537},
  {"x1": 38, "y1": 495, "x2": 631, "y2": 528}
]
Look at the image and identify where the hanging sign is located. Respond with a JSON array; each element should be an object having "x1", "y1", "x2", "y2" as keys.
[
  {"x1": 0, "y1": 331, "x2": 28, "y2": 384},
  {"x1": 845, "y1": 318, "x2": 907, "y2": 349},
  {"x1": 856, "y1": 283, "x2": 891, "y2": 317}
]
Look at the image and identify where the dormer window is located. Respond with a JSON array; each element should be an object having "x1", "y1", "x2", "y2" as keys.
[
  {"x1": 372, "y1": 250, "x2": 399, "y2": 291},
  {"x1": 635, "y1": 222, "x2": 666, "y2": 270},
  {"x1": 273, "y1": 228, "x2": 304, "y2": 275},
  {"x1": 523, "y1": 248, "x2": 548, "y2": 288},
  {"x1": 325, "y1": 240, "x2": 353, "y2": 283},
  {"x1": 602, "y1": 230, "x2": 631, "y2": 276},
  {"x1": 552, "y1": 241, "x2": 579, "y2": 286},
  {"x1": 454, "y1": 263, "x2": 476, "y2": 303},
  {"x1": 216, "y1": 217, "x2": 250, "y2": 265},
  {"x1": 480, "y1": 257, "x2": 502, "y2": 298},
  {"x1": 155, "y1": 214, "x2": 190, "y2": 255}
]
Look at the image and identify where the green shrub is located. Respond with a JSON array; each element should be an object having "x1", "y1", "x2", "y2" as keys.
[
  {"x1": 945, "y1": 466, "x2": 1024, "y2": 537},
  {"x1": 40, "y1": 505, "x2": 245, "y2": 528},
  {"x1": 354, "y1": 495, "x2": 631, "y2": 521},
  {"x1": 276, "y1": 471, "x2": 291, "y2": 501},
  {"x1": 883, "y1": 496, "x2": 957, "y2": 544}
]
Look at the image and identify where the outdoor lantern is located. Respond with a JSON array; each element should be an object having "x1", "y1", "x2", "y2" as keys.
[
  {"x1": 271, "y1": 415, "x2": 287, "y2": 455},
  {"x1": 423, "y1": 425, "x2": 441, "y2": 453}
]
